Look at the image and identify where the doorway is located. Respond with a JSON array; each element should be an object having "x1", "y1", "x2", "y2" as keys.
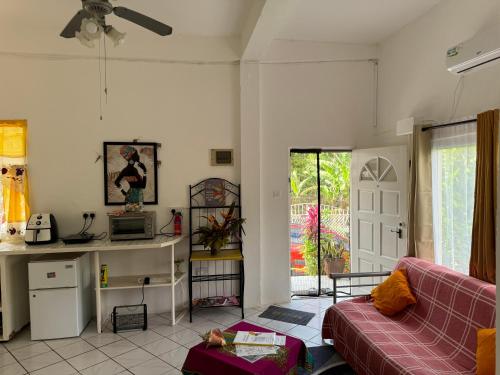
[{"x1": 289, "y1": 150, "x2": 351, "y2": 296}]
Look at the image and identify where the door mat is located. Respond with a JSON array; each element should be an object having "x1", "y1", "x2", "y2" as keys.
[{"x1": 259, "y1": 305, "x2": 315, "y2": 326}]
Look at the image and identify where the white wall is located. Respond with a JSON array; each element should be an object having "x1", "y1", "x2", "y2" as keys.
[
  {"x1": 254, "y1": 41, "x2": 377, "y2": 304},
  {"x1": 373, "y1": 0, "x2": 500, "y2": 146},
  {"x1": 0, "y1": 42, "x2": 241, "y2": 315}
]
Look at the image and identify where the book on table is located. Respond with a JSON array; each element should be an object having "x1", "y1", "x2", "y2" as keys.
[{"x1": 233, "y1": 331, "x2": 276, "y2": 346}]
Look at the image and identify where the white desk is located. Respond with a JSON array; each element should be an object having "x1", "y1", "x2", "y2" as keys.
[{"x1": 0, "y1": 235, "x2": 186, "y2": 337}]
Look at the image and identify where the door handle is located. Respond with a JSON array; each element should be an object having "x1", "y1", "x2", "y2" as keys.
[{"x1": 390, "y1": 228, "x2": 402, "y2": 239}]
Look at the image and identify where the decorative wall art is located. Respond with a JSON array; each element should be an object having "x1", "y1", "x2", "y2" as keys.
[{"x1": 103, "y1": 142, "x2": 158, "y2": 206}]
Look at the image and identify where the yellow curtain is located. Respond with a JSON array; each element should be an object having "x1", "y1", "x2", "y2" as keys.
[
  {"x1": 0, "y1": 120, "x2": 30, "y2": 240},
  {"x1": 408, "y1": 125, "x2": 434, "y2": 261},
  {"x1": 470, "y1": 109, "x2": 499, "y2": 283}
]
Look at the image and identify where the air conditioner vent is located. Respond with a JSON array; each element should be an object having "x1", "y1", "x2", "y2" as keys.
[{"x1": 210, "y1": 149, "x2": 233, "y2": 166}]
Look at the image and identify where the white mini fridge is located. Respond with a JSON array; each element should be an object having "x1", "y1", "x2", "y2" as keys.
[{"x1": 29, "y1": 252, "x2": 91, "y2": 340}]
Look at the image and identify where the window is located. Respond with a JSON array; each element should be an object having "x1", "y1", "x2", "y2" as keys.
[{"x1": 431, "y1": 123, "x2": 476, "y2": 274}]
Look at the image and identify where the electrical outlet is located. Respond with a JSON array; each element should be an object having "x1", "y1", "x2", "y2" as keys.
[{"x1": 82, "y1": 211, "x2": 96, "y2": 219}]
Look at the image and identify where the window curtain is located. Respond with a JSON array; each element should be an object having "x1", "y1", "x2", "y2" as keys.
[
  {"x1": 431, "y1": 122, "x2": 476, "y2": 274},
  {"x1": 408, "y1": 125, "x2": 434, "y2": 261},
  {"x1": 470, "y1": 109, "x2": 499, "y2": 283},
  {"x1": 0, "y1": 120, "x2": 30, "y2": 241}
]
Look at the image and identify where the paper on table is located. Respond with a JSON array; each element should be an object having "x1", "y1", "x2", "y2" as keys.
[
  {"x1": 234, "y1": 331, "x2": 276, "y2": 346},
  {"x1": 235, "y1": 345, "x2": 278, "y2": 357},
  {"x1": 274, "y1": 335, "x2": 286, "y2": 346}
]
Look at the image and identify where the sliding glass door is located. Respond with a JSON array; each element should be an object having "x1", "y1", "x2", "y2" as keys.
[{"x1": 289, "y1": 150, "x2": 351, "y2": 297}]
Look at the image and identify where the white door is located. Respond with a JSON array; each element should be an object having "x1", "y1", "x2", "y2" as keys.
[{"x1": 351, "y1": 146, "x2": 408, "y2": 275}]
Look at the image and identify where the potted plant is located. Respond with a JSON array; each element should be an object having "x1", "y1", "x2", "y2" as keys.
[
  {"x1": 193, "y1": 202, "x2": 245, "y2": 255},
  {"x1": 322, "y1": 239, "x2": 346, "y2": 276}
]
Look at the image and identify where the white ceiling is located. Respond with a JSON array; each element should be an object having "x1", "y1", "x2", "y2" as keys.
[
  {"x1": 1, "y1": 0, "x2": 256, "y2": 38},
  {"x1": 0, "y1": 0, "x2": 443, "y2": 56},
  {"x1": 276, "y1": 0, "x2": 442, "y2": 44}
]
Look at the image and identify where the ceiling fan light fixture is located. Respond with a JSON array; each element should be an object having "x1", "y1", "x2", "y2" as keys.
[
  {"x1": 75, "y1": 30, "x2": 95, "y2": 48},
  {"x1": 105, "y1": 26, "x2": 126, "y2": 47}
]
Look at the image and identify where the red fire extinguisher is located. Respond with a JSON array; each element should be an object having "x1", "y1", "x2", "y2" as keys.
[{"x1": 174, "y1": 212, "x2": 182, "y2": 236}]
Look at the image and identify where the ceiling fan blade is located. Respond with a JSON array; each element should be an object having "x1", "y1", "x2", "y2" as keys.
[
  {"x1": 60, "y1": 9, "x2": 91, "y2": 38},
  {"x1": 113, "y1": 7, "x2": 172, "y2": 36}
]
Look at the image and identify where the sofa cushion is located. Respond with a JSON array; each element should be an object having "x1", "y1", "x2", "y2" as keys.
[
  {"x1": 322, "y1": 257, "x2": 496, "y2": 375},
  {"x1": 371, "y1": 268, "x2": 416, "y2": 316},
  {"x1": 476, "y1": 328, "x2": 495, "y2": 375}
]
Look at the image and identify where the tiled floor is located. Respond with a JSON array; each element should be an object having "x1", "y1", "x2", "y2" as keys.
[{"x1": 0, "y1": 297, "x2": 333, "y2": 375}]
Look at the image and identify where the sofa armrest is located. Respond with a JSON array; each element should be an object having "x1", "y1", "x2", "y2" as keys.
[{"x1": 330, "y1": 271, "x2": 391, "y2": 304}]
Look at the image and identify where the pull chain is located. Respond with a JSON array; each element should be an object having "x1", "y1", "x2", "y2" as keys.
[{"x1": 98, "y1": 36, "x2": 103, "y2": 120}]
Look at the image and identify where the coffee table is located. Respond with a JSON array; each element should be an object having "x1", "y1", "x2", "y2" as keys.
[{"x1": 182, "y1": 321, "x2": 313, "y2": 374}]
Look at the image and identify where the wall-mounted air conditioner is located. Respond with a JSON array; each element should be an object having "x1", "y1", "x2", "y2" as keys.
[{"x1": 446, "y1": 23, "x2": 500, "y2": 74}]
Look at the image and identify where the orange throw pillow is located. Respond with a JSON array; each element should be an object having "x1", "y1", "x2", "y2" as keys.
[
  {"x1": 371, "y1": 268, "x2": 416, "y2": 316},
  {"x1": 477, "y1": 328, "x2": 495, "y2": 375}
]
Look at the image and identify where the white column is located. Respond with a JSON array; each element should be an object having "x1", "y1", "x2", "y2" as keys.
[{"x1": 240, "y1": 62, "x2": 262, "y2": 308}]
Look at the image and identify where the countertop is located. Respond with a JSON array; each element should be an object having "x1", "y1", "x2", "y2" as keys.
[{"x1": 0, "y1": 235, "x2": 185, "y2": 256}]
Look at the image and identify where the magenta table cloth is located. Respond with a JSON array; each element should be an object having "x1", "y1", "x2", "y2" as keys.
[{"x1": 182, "y1": 321, "x2": 313, "y2": 375}]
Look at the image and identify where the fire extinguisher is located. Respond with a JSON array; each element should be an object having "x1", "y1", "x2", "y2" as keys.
[{"x1": 174, "y1": 211, "x2": 182, "y2": 236}]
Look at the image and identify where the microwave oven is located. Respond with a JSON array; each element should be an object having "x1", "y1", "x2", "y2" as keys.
[{"x1": 109, "y1": 211, "x2": 156, "y2": 241}]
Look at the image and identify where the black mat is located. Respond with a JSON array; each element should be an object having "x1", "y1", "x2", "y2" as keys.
[
  {"x1": 298, "y1": 346, "x2": 355, "y2": 375},
  {"x1": 258, "y1": 305, "x2": 315, "y2": 326}
]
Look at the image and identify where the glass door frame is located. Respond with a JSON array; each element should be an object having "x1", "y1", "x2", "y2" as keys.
[{"x1": 289, "y1": 148, "x2": 352, "y2": 297}]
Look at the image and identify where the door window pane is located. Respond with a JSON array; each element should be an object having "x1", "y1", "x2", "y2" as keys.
[{"x1": 431, "y1": 124, "x2": 476, "y2": 274}]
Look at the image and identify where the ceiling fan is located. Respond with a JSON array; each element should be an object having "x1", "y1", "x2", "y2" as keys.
[{"x1": 61, "y1": 0, "x2": 173, "y2": 47}]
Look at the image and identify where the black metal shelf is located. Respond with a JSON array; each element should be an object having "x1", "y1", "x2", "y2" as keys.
[
  {"x1": 192, "y1": 273, "x2": 241, "y2": 283},
  {"x1": 188, "y1": 178, "x2": 244, "y2": 323}
]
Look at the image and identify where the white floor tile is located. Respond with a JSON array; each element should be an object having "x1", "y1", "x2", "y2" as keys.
[
  {"x1": 167, "y1": 329, "x2": 201, "y2": 346},
  {"x1": 207, "y1": 312, "x2": 240, "y2": 326},
  {"x1": 288, "y1": 325, "x2": 319, "y2": 340},
  {"x1": 3, "y1": 331, "x2": 33, "y2": 351},
  {"x1": 0, "y1": 351, "x2": 17, "y2": 367},
  {"x1": 129, "y1": 358, "x2": 173, "y2": 375},
  {"x1": 114, "y1": 348, "x2": 154, "y2": 369},
  {"x1": 265, "y1": 320, "x2": 297, "y2": 333},
  {"x1": 66, "y1": 349, "x2": 109, "y2": 371},
  {"x1": 99, "y1": 340, "x2": 137, "y2": 358},
  {"x1": 150, "y1": 325, "x2": 186, "y2": 338},
  {"x1": 11, "y1": 342, "x2": 51, "y2": 361},
  {"x1": 84, "y1": 333, "x2": 122, "y2": 347},
  {"x1": 126, "y1": 331, "x2": 163, "y2": 346},
  {"x1": 0, "y1": 361, "x2": 27, "y2": 375},
  {"x1": 245, "y1": 313, "x2": 272, "y2": 326},
  {"x1": 19, "y1": 350, "x2": 62, "y2": 372},
  {"x1": 80, "y1": 359, "x2": 125, "y2": 375},
  {"x1": 309, "y1": 334, "x2": 326, "y2": 346},
  {"x1": 184, "y1": 336, "x2": 203, "y2": 349},
  {"x1": 54, "y1": 340, "x2": 94, "y2": 359},
  {"x1": 0, "y1": 344, "x2": 7, "y2": 353},
  {"x1": 158, "y1": 347, "x2": 188, "y2": 370},
  {"x1": 29, "y1": 360, "x2": 78, "y2": 375},
  {"x1": 45, "y1": 337, "x2": 83, "y2": 350},
  {"x1": 187, "y1": 320, "x2": 227, "y2": 335},
  {"x1": 141, "y1": 338, "x2": 179, "y2": 356}
]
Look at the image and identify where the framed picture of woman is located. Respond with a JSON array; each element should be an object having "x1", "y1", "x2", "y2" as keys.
[{"x1": 103, "y1": 142, "x2": 158, "y2": 205}]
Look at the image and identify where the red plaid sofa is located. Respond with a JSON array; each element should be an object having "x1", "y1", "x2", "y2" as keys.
[{"x1": 322, "y1": 257, "x2": 496, "y2": 375}]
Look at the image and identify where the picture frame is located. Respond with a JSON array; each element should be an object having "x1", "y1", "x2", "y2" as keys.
[{"x1": 103, "y1": 142, "x2": 159, "y2": 205}]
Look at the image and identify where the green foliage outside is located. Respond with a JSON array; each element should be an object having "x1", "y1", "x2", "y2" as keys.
[
  {"x1": 290, "y1": 152, "x2": 351, "y2": 276},
  {"x1": 290, "y1": 152, "x2": 351, "y2": 206}
]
